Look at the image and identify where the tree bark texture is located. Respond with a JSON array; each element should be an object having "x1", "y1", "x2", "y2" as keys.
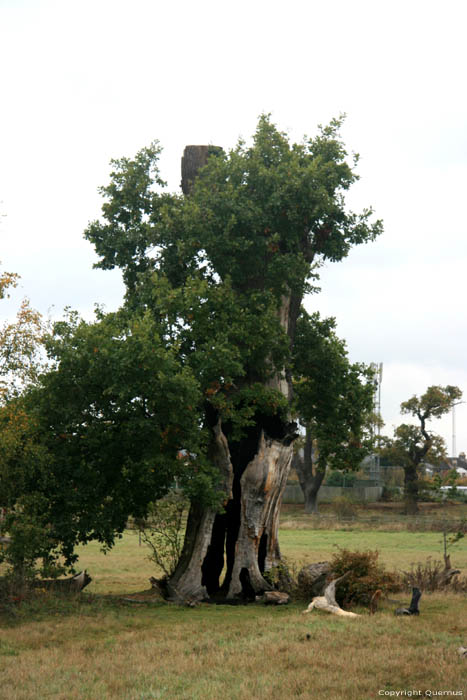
[{"x1": 168, "y1": 423, "x2": 295, "y2": 602}]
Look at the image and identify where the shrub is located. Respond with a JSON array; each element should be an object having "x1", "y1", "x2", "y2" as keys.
[
  {"x1": 331, "y1": 495, "x2": 357, "y2": 520},
  {"x1": 330, "y1": 548, "x2": 401, "y2": 607},
  {"x1": 0, "y1": 495, "x2": 67, "y2": 596},
  {"x1": 401, "y1": 558, "x2": 467, "y2": 593},
  {"x1": 135, "y1": 490, "x2": 188, "y2": 578},
  {"x1": 380, "y1": 485, "x2": 402, "y2": 502},
  {"x1": 263, "y1": 559, "x2": 295, "y2": 593},
  {"x1": 325, "y1": 470, "x2": 357, "y2": 487}
]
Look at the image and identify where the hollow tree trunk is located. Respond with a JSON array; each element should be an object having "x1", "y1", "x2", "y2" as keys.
[
  {"x1": 167, "y1": 418, "x2": 233, "y2": 602},
  {"x1": 167, "y1": 146, "x2": 299, "y2": 603},
  {"x1": 168, "y1": 420, "x2": 295, "y2": 602}
]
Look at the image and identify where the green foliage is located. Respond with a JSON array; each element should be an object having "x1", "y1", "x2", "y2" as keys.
[
  {"x1": 378, "y1": 386, "x2": 462, "y2": 511},
  {"x1": 0, "y1": 401, "x2": 62, "y2": 581},
  {"x1": 380, "y1": 425, "x2": 447, "y2": 470},
  {"x1": 3, "y1": 115, "x2": 381, "y2": 570},
  {"x1": 85, "y1": 114, "x2": 381, "y2": 441},
  {"x1": 330, "y1": 548, "x2": 401, "y2": 606},
  {"x1": 0, "y1": 264, "x2": 47, "y2": 404},
  {"x1": 401, "y1": 385, "x2": 462, "y2": 421},
  {"x1": 325, "y1": 470, "x2": 357, "y2": 487},
  {"x1": 261, "y1": 559, "x2": 293, "y2": 592},
  {"x1": 442, "y1": 519, "x2": 466, "y2": 557},
  {"x1": 20, "y1": 308, "x2": 221, "y2": 566},
  {"x1": 136, "y1": 490, "x2": 189, "y2": 578},
  {"x1": 293, "y1": 310, "x2": 375, "y2": 472}
]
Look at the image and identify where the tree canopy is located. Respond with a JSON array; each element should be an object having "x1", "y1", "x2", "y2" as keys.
[{"x1": 1, "y1": 116, "x2": 382, "y2": 586}]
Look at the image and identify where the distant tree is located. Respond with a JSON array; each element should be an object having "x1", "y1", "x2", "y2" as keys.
[
  {"x1": 378, "y1": 386, "x2": 462, "y2": 514},
  {"x1": 291, "y1": 312, "x2": 375, "y2": 513}
]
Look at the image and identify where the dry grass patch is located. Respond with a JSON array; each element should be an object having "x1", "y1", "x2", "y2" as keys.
[
  {"x1": 280, "y1": 502, "x2": 467, "y2": 532},
  {"x1": 1, "y1": 595, "x2": 466, "y2": 699}
]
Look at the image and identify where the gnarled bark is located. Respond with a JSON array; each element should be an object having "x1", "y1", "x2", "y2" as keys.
[
  {"x1": 224, "y1": 431, "x2": 293, "y2": 599},
  {"x1": 167, "y1": 418, "x2": 233, "y2": 602},
  {"x1": 168, "y1": 423, "x2": 295, "y2": 602}
]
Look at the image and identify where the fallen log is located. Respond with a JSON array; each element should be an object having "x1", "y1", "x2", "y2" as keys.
[
  {"x1": 255, "y1": 591, "x2": 290, "y2": 605},
  {"x1": 297, "y1": 562, "x2": 330, "y2": 598},
  {"x1": 35, "y1": 571, "x2": 92, "y2": 593},
  {"x1": 302, "y1": 572, "x2": 360, "y2": 618}
]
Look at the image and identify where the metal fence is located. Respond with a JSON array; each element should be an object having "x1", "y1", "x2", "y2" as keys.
[{"x1": 283, "y1": 484, "x2": 384, "y2": 504}]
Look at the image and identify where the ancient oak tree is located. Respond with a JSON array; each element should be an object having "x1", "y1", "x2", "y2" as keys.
[{"x1": 80, "y1": 116, "x2": 381, "y2": 600}]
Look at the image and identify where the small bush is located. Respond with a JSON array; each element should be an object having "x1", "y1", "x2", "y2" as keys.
[
  {"x1": 331, "y1": 496, "x2": 357, "y2": 521},
  {"x1": 381, "y1": 485, "x2": 402, "y2": 502},
  {"x1": 401, "y1": 558, "x2": 467, "y2": 593},
  {"x1": 330, "y1": 548, "x2": 402, "y2": 607},
  {"x1": 262, "y1": 560, "x2": 291, "y2": 592},
  {"x1": 135, "y1": 490, "x2": 188, "y2": 578}
]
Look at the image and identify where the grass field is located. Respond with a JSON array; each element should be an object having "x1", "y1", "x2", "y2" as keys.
[{"x1": 1, "y1": 503, "x2": 466, "y2": 699}]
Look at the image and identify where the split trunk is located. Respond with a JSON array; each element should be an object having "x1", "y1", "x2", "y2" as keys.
[{"x1": 168, "y1": 420, "x2": 295, "y2": 602}]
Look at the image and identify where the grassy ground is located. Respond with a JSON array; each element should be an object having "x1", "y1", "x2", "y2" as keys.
[{"x1": 1, "y1": 503, "x2": 466, "y2": 699}]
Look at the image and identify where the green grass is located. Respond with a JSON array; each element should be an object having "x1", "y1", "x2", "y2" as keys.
[
  {"x1": 279, "y1": 528, "x2": 467, "y2": 571},
  {"x1": 70, "y1": 525, "x2": 467, "y2": 596}
]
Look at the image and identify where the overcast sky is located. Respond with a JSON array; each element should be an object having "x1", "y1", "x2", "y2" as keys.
[{"x1": 1, "y1": 0, "x2": 466, "y2": 454}]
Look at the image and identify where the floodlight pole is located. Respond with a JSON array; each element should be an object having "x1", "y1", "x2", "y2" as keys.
[
  {"x1": 452, "y1": 403, "x2": 456, "y2": 459},
  {"x1": 370, "y1": 362, "x2": 383, "y2": 483}
]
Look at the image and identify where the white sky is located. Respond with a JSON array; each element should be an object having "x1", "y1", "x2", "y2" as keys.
[{"x1": 1, "y1": 0, "x2": 466, "y2": 454}]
